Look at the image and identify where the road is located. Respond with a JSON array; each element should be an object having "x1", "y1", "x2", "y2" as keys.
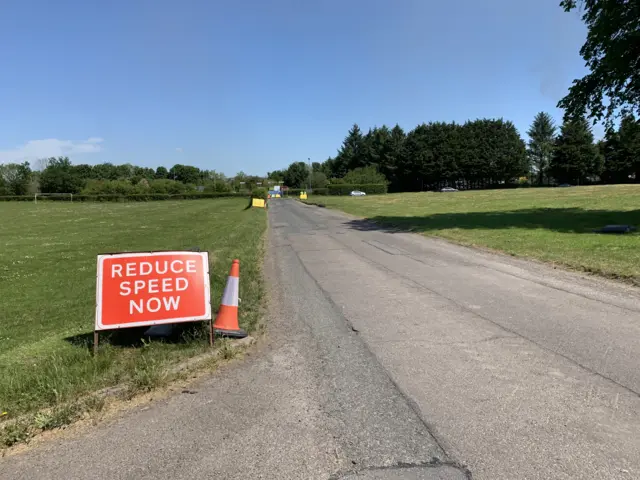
[{"x1": 3, "y1": 199, "x2": 640, "y2": 479}]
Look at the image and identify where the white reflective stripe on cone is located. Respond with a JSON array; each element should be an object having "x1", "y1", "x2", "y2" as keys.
[{"x1": 221, "y1": 276, "x2": 239, "y2": 307}]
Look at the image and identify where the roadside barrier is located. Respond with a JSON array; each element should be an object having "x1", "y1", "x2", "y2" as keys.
[{"x1": 213, "y1": 259, "x2": 248, "y2": 338}]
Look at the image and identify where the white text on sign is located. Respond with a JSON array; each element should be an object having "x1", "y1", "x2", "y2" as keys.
[{"x1": 111, "y1": 260, "x2": 198, "y2": 315}]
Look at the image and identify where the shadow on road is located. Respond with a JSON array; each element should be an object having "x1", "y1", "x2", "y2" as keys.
[{"x1": 342, "y1": 207, "x2": 640, "y2": 235}]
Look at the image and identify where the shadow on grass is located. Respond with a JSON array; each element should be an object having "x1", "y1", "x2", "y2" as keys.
[
  {"x1": 342, "y1": 208, "x2": 640, "y2": 235},
  {"x1": 64, "y1": 322, "x2": 211, "y2": 351}
]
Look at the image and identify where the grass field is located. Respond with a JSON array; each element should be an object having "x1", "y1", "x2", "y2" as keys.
[
  {"x1": 307, "y1": 185, "x2": 640, "y2": 282},
  {"x1": 0, "y1": 198, "x2": 266, "y2": 443}
]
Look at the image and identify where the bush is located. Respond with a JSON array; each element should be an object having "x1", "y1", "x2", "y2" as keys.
[
  {"x1": 252, "y1": 187, "x2": 268, "y2": 200},
  {"x1": 342, "y1": 166, "x2": 388, "y2": 185},
  {"x1": 82, "y1": 178, "x2": 192, "y2": 196},
  {"x1": 204, "y1": 182, "x2": 232, "y2": 193},
  {"x1": 326, "y1": 184, "x2": 388, "y2": 195},
  {"x1": 150, "y1": 179, "x2": 187, "y2": 195}
]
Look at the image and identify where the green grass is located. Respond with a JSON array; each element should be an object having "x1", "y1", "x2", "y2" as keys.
[
  {"x1": 0, "y1": 198, "x2": 266, "y2": 434},
  {"x1": 307, "y1": 185, "x2": 640, "y2": 282}
]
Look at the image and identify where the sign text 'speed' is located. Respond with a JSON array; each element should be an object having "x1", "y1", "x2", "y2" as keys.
[{"x1": 119, "y1": 277, "x2": 188, "y2": 296}]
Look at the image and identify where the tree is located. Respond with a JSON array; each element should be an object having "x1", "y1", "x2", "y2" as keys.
[
  {"x1": 600, "y1": 127, "x2": 625, "y2": 183},
  {"x1": 39, "y1": 157, "x2": 84, "y2": 194},
  {"x1": 132, "y1": 166, "x2": 154, "y2": 180},
  {"x1": 0, "y1": 162, "x2": 32, "y2": 195},
  {"x1": 496, "y1": 121, "x2": 529, "y2": 183},
  {"x1": 600, "y1": 117, "x2": 640, "y2": 184},
  {"x1": 361, "y1": 126, "x2": 393, "y2": 173},
  {"x1": 73, "y1": 164, "x2": 94, "y2": 180},
  {"x1": 309, "y1": 171, "x2": 328, "y2": 189},
  {"x1": 267, "y1": 170, "x2": 285, "y2": 180},
  {"x1": 404, "y1": 123, "x2": 459, "y2": 190},
  {"x1": 385, "y1": 124, "x2": 407, "y2": 191},
  {"x1": 283, "y1": 162, "x2": 309, "y2": 188},
  {"x1": 115, "y1": 163, "x2": 135, "y2": 179},
  {"x1": 0, "y1": 174, "x2": 8, "y2": 196},
  {"x1": 319, "y1": 157, "x2": 338, "y2": 178},
  {"x1": 456, "y1": 119, "x2": 527, "y2": 187},
  {"x1": 335, "y1": 124, "x2": 365, "y2": 173},
  {"x1": 403, "y1": 124, "x2": 434, "y2": 191},
  {"x1": 424, "y1": 122, "x2": 461, "y2": 186},
  {"x1": 155, "y1": 166, "x2": 169, "y2": 179},
  {"x1": 92, "y1": 163, "x2": 119, "y2": 180},
  {"x1": 558, "y1": 0, "x2": 640, "y2": 125},
  {"x1": 201, "y1": 169, "x2": 227, "y2": 186},
  {"x1": 169, "y1": 164, "x2": 201, "y2": 184},
  {"x1": 549, "y1": 117, "x2": 600, "y2": 184},
  {"x1": 527, "y1": 112, "x2": 556, "y2": 185},
  {"x1": 618, "y1": 114, "x2": 640, "y2": 180}
]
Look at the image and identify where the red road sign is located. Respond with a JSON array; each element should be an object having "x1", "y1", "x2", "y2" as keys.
[{"x1": 95, "y1": 251, "x2": 211, "y2": 331}]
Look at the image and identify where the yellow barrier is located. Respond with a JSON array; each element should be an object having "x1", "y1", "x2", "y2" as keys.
[
  {"x1": 252, "y1": 198, "x2": 266, "y2": 208},
  {"x1": 300, "y1": 192, "x2": 308, "y2": 200}
]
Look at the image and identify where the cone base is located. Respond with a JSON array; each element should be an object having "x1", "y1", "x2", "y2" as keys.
[{"x1": 214, "y1": 327, "x2": 248, "y2": 339}]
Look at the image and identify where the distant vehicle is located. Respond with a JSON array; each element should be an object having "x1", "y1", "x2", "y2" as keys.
[
  {"x1": 558, "y1": 183, "x2": 573, "y2": 187},
  {"x1": 350, "y1": 190, "x2": 367, "y2": 196},
  {"x1": 440, "y1": 187, "x2": 459, "y2": 192}
]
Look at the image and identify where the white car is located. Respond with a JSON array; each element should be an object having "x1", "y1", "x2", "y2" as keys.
[{"x1": 350, "y1": 190, "x2": 366, "y2": 196}]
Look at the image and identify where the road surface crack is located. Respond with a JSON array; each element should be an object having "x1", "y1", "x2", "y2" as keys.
[{"x1": 329, "y1": 457, "x2": 473, "y2": 479}]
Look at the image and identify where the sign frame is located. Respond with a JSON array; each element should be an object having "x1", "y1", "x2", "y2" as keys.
[{"x1": 94, "y1": 250, "x2": 212, "y2": 352}]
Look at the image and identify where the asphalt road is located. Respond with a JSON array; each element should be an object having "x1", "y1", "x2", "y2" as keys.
[{"x1": 3, "y1": 198, "x2": 640, "y2": 479}]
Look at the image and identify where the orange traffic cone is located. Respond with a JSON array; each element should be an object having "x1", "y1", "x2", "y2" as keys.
[{"x1": 213, "y1": 259, "x2": 247, "y2": 338}]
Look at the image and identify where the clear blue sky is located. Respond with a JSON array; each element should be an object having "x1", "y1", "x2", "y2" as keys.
[{"x1": 0, "y1": 0, "x2": 593, "y2": 176}]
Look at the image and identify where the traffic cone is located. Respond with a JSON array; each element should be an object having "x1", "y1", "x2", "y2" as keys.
[{"x1": 213, "y1": 259, "x2": 247, "y2": 338}]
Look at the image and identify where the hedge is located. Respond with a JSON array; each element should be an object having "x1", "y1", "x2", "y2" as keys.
[
  {"x1": 0, "y1": 192, "x2": 250, "y2": 202},
  {"x1": 326, "y1": 184, "x2": 387, "y2": 195}
]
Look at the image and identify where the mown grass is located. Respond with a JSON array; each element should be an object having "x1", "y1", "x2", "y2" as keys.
[
  {"x1": 307, "y1": 185, "x2": 640, "y2": 282},
  {"x1": 0, "y1": 198, "x2": 266, "y2": 444}
]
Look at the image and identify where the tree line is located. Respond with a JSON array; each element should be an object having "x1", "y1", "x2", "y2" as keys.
[
  {"x1": 273, "y1": 111, "x2": 640, "y2": 192},
  {"x1": 3, "y1": 110, "x2": 637, "y2": 197},
  {"x1": 0, "y1": 158, "x2": 275, "y2": 196}
]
